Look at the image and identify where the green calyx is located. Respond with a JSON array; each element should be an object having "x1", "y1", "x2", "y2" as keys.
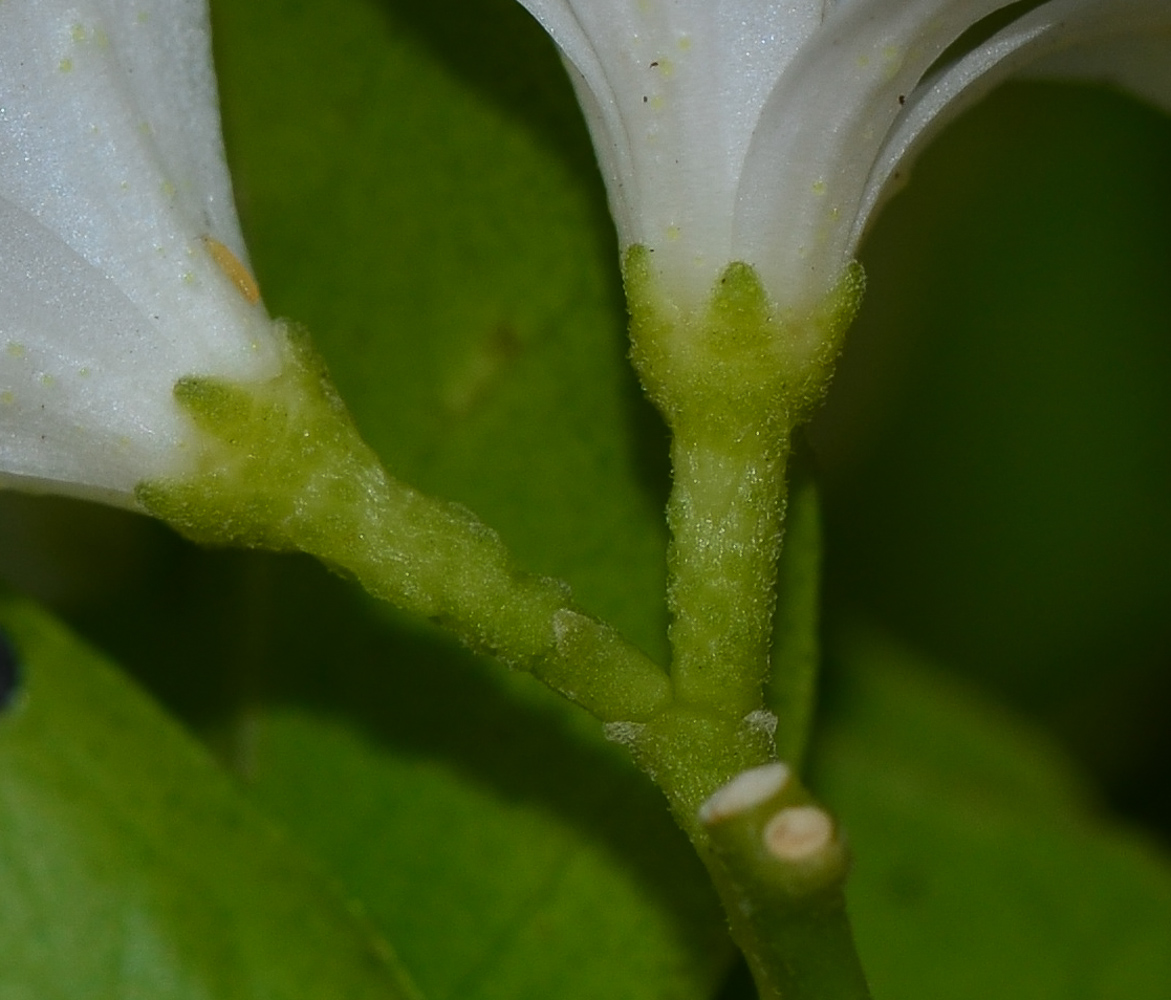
[
  {"x1": 136, "y1": 323, "x2": 372, "y2": 554},
  {"x1": 623, "y1": 245, "x2": 865, "y2": 437}
]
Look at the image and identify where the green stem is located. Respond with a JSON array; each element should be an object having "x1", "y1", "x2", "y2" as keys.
[
  {"x1": 699, "y1": 764, "x2": 871, "y2": 1000},
  {"x1": 768, "y1": 446, "x2": 824, "y2": 770},
  {"x1": 137, "y1": 323, "x2": 671, "y2": 725},
  {"x1": 138, "y1": 272, "x2": 870, "y2": 999},
  {"x1": 616, "y1": 704, "x2": 778, "y2": 842},
  {"x1": 624, "y1": 248, "x2": 868, "y2": 997},
  {"x1": 625, "y1": 248, "x2": 859, "y2": 731},
  {"x1": 665, "y1": 410, "x2": 791, "y2": 715},
  {"x1": 620, "y1": 709, "x2": 874, "y2": 1000}
]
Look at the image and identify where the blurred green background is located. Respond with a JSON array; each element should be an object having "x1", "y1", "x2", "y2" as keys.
[{"x1": 811, "y1": 80, "x2": 1171, "y2": 838}]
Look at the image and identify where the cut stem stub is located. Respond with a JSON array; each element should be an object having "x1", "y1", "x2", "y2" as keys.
[{"x1": 700, "y1": 763, "x2": 871, "y2": 1000}]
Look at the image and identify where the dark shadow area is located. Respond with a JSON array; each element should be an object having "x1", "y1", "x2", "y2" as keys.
[
  {"x1": 813, "y1": 81, "x2": 1171, "y2": 847},
  {"x1": 623, "y1": 356, "x2": 674, "y2": 525},
  {"x1": 713, "y1": 954, "x2": 756, "y2": 1000}
]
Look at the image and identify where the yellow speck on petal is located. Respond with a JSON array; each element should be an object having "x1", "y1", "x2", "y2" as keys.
[
  {"x1": 0, "y1": 391, "x2": 14, "y2": 406},
  {"x1": 203, "y1": 236, "x2": 261, "y2": 305},
  {"x1": 677, "y1": 36, "x2": 692, "y2": 52},
  {"x1": 881, "y1": 45, "x2": 904, "y2": 80},
  {"x1": 70, "y1": 23, "x2": 86, "y2": 42},
  {"x1": 160, "y1": 180, "x2": 176, "y2": 198},
  {"x1": 6, "y1": 342, "x2": 26, "y2": 359},
  {"x1": 39, "y1": 373, "x2": 55, "y2": 387},
  {"x1": 811, "y1": 179, "x2": 827, "y2": 196},
  {"x1": 58, "y1": 58, "x2": 73, "y2": 72},
  {"x1": 78, "y1": 367, "x2": 91, "y2": 378},
  {"x1": 666, "y1": 224, "x2": 681, "y2": 242},
  {"x1": 651, "y1": 57, "x2": 674, "y2": 78}
]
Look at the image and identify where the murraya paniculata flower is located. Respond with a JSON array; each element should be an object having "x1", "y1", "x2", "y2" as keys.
[
  {"x1": 0, "y1": 0, "x2": 282, "y2": 507},
  {"x1": 513, "y1": 0, "x2": 1171, "y2": 317}
]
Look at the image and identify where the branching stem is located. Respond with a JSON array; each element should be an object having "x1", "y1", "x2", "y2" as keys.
[
  {"x1": 140, "y1": 253, "x2": 868, "y2": 998},
  {"x1": 625, "y1": 247, "x2": 868, "y2": 998}
]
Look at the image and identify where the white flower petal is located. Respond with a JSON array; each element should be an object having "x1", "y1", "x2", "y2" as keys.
[
  {"x1": 734, "y1": 0, "x2": 1019, "y2": 310},
  {"x1": 519, "y1": 0, "x2": 1171, "y2": 320},
  {"x1": 1022, "y1": 2, "x2": 1171, "y2": 114},
  {"x1": 516, "y1": 0, "x2": 826, "y2": 307},
  {"x1": 1, "y1": 0, "x2": 281, "y2": 506},
  {"x1": 850, "y1": 0, "x2": 1171, "y2": 257}
]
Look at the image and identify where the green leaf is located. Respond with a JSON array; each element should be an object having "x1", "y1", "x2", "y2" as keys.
[
  {"x1": 211, "y1": 0, "x2": 671, "y2": 663},
  {"x1": 0, "y1": 595, "x2": 422, "y2": 999},
  {"x1": 226, "y1": 560, "x2": 732, "y2": 1000},
  {"x1": 813, "y1": 630, "x2": 1171, "y2": 999}
]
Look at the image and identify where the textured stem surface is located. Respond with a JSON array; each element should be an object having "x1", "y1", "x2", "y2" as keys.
[
  {"x1": 665, "y1": 413, "x2": 791, "y2": 715},
  {"x1": 138, "y1": 323, "x2": 671, "y2": 724},
  {"x1": 625, "y1": 248, "x2": 859, "y2": 724}
]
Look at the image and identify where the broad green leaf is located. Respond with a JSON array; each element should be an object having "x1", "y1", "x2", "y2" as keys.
[
  {"x1": 813, "y1": 630, "x2": 1171, "y2": 999},
  {"x1": 247, "y1": 706, "x2": 729, "y2": 1000},
  {"x1": 0, "y1": 595, "x2": 422, "y2": 1000},
  {"x1": 223, "y1": 558, "x2": 731, "y2": 1000}
]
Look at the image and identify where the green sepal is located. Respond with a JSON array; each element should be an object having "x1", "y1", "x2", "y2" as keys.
[
  {"x1": 620, "y1": 250, "x2": 863, "y2": 720},
  {"x1": 623, "y1": 246, "x2": 865, "y2": 433}
]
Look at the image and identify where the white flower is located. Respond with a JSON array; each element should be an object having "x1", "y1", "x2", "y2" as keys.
[
  {"x1": 0, "y1": 0, "x2": 282, "y2": 507},
  {"x1": 514, "y1": 0, "x2": 1171, "y2": 315}
]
